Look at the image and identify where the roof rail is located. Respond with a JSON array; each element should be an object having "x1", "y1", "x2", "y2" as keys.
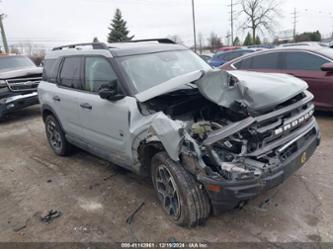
[
  {"x1": 52, "y1": 42, "x2": 108, "y2": 51},
  {"x1": 126, "y1": 38, "x2": 176, "y2": 44}
]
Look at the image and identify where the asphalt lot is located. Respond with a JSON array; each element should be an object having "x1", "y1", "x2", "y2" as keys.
[{"x1": 0, "y1": 105, "x2": 332, "y2": 243}]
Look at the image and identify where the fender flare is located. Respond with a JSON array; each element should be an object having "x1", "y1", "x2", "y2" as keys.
[{"x1": 41, "y1": 104, "x2": 65, "y2": 131}]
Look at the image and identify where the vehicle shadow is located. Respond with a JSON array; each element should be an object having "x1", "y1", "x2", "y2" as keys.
[
  {"x1": 0, "y1": 105, "x2": 41, "y2": 125},
  {"x1": 315, "y1": 110, "x2": 333, "y2": 118}
]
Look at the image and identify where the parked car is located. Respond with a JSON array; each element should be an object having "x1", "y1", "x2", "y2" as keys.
[
  {"x1": 329, "y1": 41, "x2": 333, "y2": 48},
  {"x1": 221, "y1": 47, "x2": 333, "y2": 111},
  {"x1": 199, "y1": 54, "x2": 212, "y2": 63},
  {"x1": 217, "y1": 46, "x2": 241, "y2": 52},
  {"x1": 39, "y1": 40, "x2": 320, "y2": 227},
  {"x1": 208, "y1": 49, "x2": 255, "y2": 67},
  {"x1": 0, "y1": 55, "x2": 42, "y2": 120},
  {"x1": 246, "y1": 44, "x2": 275, "y2": 49},
  {"x1": 279, "y1": 42, "x2": 328, "y2": 48}
]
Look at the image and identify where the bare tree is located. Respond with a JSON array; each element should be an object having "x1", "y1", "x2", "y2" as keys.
[
  {"x1": 207, "y1": 32, "x2": 223, "y2": 51},
  {"x1": 167, "y1": 35, "x2": 184, "y2": 45},
  {"x1": 240, "y1": 0, "x2": 280, "y2": 41},
  {"x1": 198, "y1": 32, "x2": 204, "y2": 54}
]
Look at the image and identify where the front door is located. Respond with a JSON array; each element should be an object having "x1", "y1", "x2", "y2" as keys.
[
  {"x1": 77, "y1": 56, "x2": 132, "y2": 165},
  {"x1": 282, "y1": 51, "x2": 333, "y2": 109}
]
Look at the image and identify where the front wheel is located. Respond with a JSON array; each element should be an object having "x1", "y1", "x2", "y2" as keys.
[
  {"x1": 151, "y1": 152, "x2": 210, "y2": 227},
  {"x1": 45, "y1": 115, "x2": 72, "y2": 156}
]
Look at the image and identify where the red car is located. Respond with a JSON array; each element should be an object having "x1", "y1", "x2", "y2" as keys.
[
  {"x1": 221, "y1": 47, "x2": 333, "y2": 111},
  {"x1": 217, "y1": 46, "x2": 241, "y2": 52}
]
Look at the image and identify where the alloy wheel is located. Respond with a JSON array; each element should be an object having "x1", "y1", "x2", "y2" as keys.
[
  {"x1": 47, "y1": 120, "x2": 62, "y2": 151},
  {"x1": 155, "y1": 164, "x2": 181, "y2": 219}
]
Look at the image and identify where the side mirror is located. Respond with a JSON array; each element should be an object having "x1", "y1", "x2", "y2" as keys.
[
  {"x1": 321, "y1": 63, "x2": 333, "y2": 72},
  {"x1": 98, "y1": 80, "x2": 125, "y2": 101}
]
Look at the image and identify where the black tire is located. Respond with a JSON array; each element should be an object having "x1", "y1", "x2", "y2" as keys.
[
  {"x1": 45, "y1": 115, "x2": 72, "y2": 156},
  {"x1": 151, "y1": 152, "x2": 210, "y2": 227}
]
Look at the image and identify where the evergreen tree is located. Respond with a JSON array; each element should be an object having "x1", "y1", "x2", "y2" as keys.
[
  {"x1": 243, "y1": 33, "x2": 253, "y2": 46},
  {"x1": 255, "y1": 36, "x2": 261, "y2": 45},
  {"x1": 107, "y1": 9, "x2": 134, "y2": 43},
  {"x1": 233, "y1": 37, "x2": 241, "y2": 46},
  {"x1": 295, "y1": 31, "x2": 322, "y2": 42}
]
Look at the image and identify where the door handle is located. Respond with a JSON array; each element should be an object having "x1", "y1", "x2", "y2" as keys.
[
  {"x1": 80, "y1": 103, "x2": 92, "y2": 110},
  {"x1": 52, "y1": 96, "x2": 61, "y2": 102}
]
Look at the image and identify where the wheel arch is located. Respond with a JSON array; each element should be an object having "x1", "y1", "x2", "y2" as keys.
[
  {"x1": 137, "y1": 141, "x2": 164, "y2": 176},
  {"x1": 41, "y1": 104, "x2": 65, "y2": 131}
]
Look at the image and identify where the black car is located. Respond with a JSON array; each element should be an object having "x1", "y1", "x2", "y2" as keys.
[{"x1": 0, "y1": 55, "x2": 42, "y2": 120}]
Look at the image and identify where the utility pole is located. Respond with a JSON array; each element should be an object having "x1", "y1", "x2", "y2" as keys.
[
  {"x1": 292, "y1": 8, "x2": 298, "y2": 42},
  {"x1": 228, "y1": 0, "x2": 235, "y2": 45},
  {"x1": 0, "y1": 14, "x2": 8, "y2": 53},
  {"x1": 227, "y1": 0, "x2": 238, "y2": 46},
  {"x1": 191, "y1": 0, "x2": 197, "y2": 53}
]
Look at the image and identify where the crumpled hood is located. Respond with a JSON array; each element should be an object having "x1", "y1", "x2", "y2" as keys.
[
  {"x1": 196, "y1": 70, "x2": 308, "y2": 112},
  {"x1": 0, "y1": 66, "x2": 42, "y2": 80},
  {"x1": 135, "y1": 69, "x2": 308, "y2": 113},
  {"x1": 135, "y1": 70, "x2": 203, "y2": 102}
]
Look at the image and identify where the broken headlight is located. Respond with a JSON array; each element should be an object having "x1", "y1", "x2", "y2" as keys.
[{"x1": 220, "y1": 162, "x2": 259, "y2": 180}]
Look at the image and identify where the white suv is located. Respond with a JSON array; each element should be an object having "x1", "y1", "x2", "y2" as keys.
[{"x1": 38, "y1": 40, "x2": 320, "y2": 227}]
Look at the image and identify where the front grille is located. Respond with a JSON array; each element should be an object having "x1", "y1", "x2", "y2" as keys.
[
  {"x1": 6, "y1": 76, "x2": 41, "y2": 92},
  {"x1": 243, "y1": 91, "x2": 316, "y2": 160},
  {"x1": 255, "y1": 99, "x2": 314, "y2": 149},
  {"x1": 278, "y1": 127, "x2": 316, "y2": 162}
]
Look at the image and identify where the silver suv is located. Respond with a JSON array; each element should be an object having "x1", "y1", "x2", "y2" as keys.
[{"x1": 38, "y1": 40, "x2": 320, "y2": 227}]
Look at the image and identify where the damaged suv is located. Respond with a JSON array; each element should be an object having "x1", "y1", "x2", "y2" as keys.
[
  {"x1": 0, "y1": 55, "x2": 42, "y2": 120},
  {"x1": 38, "y1": 40, "x2": 320, "y2": 227}
]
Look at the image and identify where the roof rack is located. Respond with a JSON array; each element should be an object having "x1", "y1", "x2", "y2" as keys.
[
  {"x1": 52, "y1": 42, "x2": 108, "y2": 51},
  {"x1": 52, "y1": 39, "x2": 176, "y2": 51},
  {"x1": 125, "y1": 38, "x2": 176, "y2": 44}
]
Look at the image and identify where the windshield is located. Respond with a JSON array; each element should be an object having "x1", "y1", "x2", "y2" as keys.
[
  {"x1": 118, "y1": 50, "x2": 211, "y2": 93},
  {"x1": 0, "y1": 56, "x2": 35, "y2": 70}
]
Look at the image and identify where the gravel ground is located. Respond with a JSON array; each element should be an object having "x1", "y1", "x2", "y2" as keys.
[{"x1": 0, "y1": 105, "x2": 332, "y2": 243}]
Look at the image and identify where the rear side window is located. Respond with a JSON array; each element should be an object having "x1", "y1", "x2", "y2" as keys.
[
  {"x1": 235, "y1": 53, "x2": 280, "y2": 70},
  {"x1": 59, "y1": 57, "x2": 82, "y2": 89},
  {"x1": 251, "y1": 53, "x2": 280, "y2": 69},
  {"x1": 284, "y1": 52, "x2": 329, "y2": 71},
  {"x1": 42, "y1": 59, "x2": 56, "y2": 82}
]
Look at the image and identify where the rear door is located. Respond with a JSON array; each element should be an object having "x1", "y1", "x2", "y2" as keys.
[
  {"x1": 281, "y1": 51, "x2": 333, "y2": 109},
  {"x1": 53, "y1": 56, "x2": 83, "y2": 137}
]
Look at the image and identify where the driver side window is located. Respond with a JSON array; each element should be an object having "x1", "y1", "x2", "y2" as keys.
[{"x1": 84, "y1": 56, "x2": 119, "y2": 93}]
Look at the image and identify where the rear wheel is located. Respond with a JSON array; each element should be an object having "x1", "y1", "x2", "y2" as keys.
[
  {"x1": 45, "y1": 115, "x2": 71, "y2": 156},
  {"x1": 151, "y1": 152, "x2": 210, "y2": 227}
]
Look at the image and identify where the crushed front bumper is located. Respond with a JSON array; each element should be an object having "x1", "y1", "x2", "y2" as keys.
[
  {"x1": 198, "y1": 120, "x2": 320, "y2": 215},
  {"x1": 0, "y1": 92, "x2": 39, "y2": 119}
]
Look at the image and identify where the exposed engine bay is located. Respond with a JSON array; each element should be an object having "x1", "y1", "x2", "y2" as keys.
[{"x1": 139, "y1": 70, "x2": 317, "y2": 182}]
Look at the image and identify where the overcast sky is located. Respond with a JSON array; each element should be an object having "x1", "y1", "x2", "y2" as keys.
[{"x1": 1, "y1": 0, "x2": 333, "y2": 49}]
